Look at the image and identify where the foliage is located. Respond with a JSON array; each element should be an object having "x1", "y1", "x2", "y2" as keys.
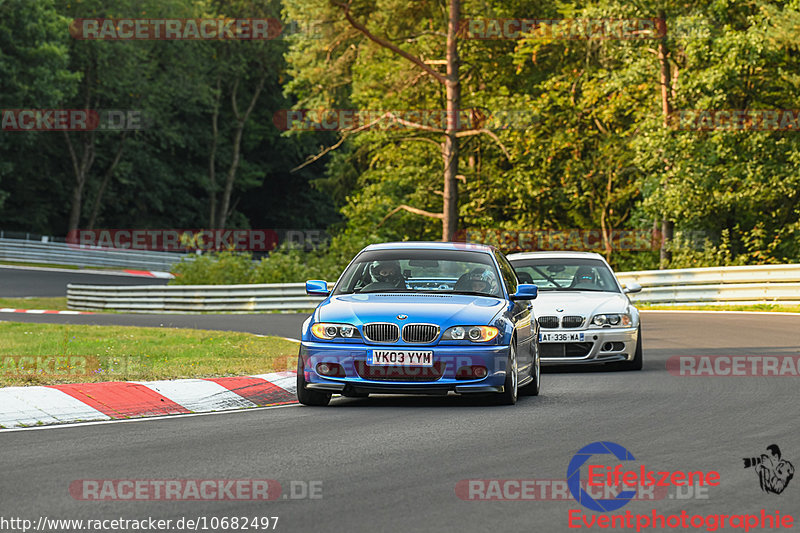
[{"x1": 3, "y1": 0, "x2": 800, "y2": 276}]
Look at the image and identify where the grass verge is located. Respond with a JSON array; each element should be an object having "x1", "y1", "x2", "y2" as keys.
[
  {"x1": 638, "y1": 303, "x2": 800, "y2": 313},
  {"x1": 0, "y1": 322, "x2": 299, "y2": 387},
  {"x1": 0, "y1": 297, "x2": 70, "y2": 310}
]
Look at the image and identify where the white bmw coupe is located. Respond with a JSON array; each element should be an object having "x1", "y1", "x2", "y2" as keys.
[{"x1": 507, "y1": 251, "x2": 643, "y2": 370}]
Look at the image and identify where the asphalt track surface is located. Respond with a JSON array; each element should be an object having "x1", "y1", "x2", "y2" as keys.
[
  {"x1": 2, "y1": 311, "x2": 800, "y2": 532},
  {"x1": 0, "y1": 266, "x2": 169, "y2": 297}
]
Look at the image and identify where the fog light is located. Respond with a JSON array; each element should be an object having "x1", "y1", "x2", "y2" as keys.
[
  {"x1": 456, "y1": 365, "x2": 488, "y2": 380},
  {"x1": 316, "y1": 362, "x2": 345, "y2": 377}
]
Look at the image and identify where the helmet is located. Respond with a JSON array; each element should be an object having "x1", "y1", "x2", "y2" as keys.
[
  {"x1": 573, "y1": 266, "x2": 597, "y2": 286},
  {"x1": 370, "y1": 260, "x2": 402, "y2": 285},
  {"x1": 456, "y1": 268, "x2": 495, "y2": 293}
]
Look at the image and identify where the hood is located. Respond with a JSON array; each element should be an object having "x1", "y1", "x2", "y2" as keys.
[
  {"x1": 532, "y1": 291, "x2": 630, "y2": 318},
  {"x1": 317, "y1": 293, "x2": 505, "y2": 326}
]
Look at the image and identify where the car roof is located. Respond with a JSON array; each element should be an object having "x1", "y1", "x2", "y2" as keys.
[
  {"x1": 506, "y1": 251, "x2": 607, "y2": 261},
  {"x1": 363, "y1": 241, "x2": 497, "y2": 253}
]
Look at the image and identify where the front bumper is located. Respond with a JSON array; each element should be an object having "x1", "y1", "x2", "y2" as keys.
[
  {"x1": 540, "y1": 326, "x2": 638, "y2": 365},
  {"x1": 299, "y1": 341, "x2": 510, "y2": 395}
]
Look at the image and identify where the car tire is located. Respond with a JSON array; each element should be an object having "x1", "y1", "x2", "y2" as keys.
[
  {"x1": 296, "y1": 357, "x2": 332, "y2": 406},
  {"x1": 614, "y1": 326, "x2": 643, "y2": 371},
  {"x1": 495, "y1": 343, "x2": 518, "y2": 405},
  {"x1": 520, "y1": 338, "x2": 540, "y2": 396}
]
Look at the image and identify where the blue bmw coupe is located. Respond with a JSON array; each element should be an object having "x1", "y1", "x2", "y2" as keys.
[{"x1": 297, "y1": 242, "x2": 540, "y2": 406}]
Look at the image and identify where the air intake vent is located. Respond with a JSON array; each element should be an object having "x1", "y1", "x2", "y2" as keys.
[
  {"x1": 562, "y1": 316, "x2": 584, "y2": 328},
  {"x1": 537, "y1": 316, "x2": 559, "y2": 329},
  {"x1": 363, "y1": 323, "x2": 400, "y2": 343},
  {"x1": 540, "y1": 342, "x2": 593, "y2": 358},
  {"x1": 355, "y1": 361, "x2": 445, "y2": 381},
  {"x1": 402, "y1": 324, "x2": 439, "y2": 343}
]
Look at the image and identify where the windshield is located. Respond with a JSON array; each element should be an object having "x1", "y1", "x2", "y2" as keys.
[
  {"x1": 510, "y1": 258, "x2": 620, "y2": 293},
  {"x1": 334, "y1": 249, "x2": 503, "y2": 297}
]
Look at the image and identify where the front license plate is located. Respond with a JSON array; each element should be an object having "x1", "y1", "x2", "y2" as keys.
[
  {"x1": 539, "y1": 332, "x2": 585, "y2": 343},
  {"x1": 369, "y1": 350, "x2": 434, "y2": 366}
]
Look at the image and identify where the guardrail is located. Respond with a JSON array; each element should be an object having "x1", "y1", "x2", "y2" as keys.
[
  {"x1": 67, "y1": 283, "x2": 325, "y2": 313},
  {"x1": 0, "y1": 237, "x2": 190, "y2": 271},
  {"x1": 66, "y1": 264, "x2": 800, "y2": 313},
  {"x1": 617, "y1": 264, "x2": 800, "y2": 306}
]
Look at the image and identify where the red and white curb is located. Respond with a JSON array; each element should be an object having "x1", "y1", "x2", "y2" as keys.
[
  {"x1": 0, "y1": 372, "x2": 297, "y2": 429},
  {"x1": 0, "y1": 264, "x2": 173, "y2": 278},
  {"x1": 122, "y1": 269, "x2": 174, "y2": 279},
  {"x1": 0, "y1": 308, "x2": 93, "y2": 315}
]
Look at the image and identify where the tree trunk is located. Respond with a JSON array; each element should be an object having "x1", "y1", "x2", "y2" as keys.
[
  {"x1": 441, "y1": 0, "x2": 461, "y2": 241},
  {"x1": 216, "y1": 73, "x2": 266, "y2": 229},
  {"x1": 660, "y1": 219, "x2": 674, "y2": 266},
  {"x1": 657, "y1": 9, "x2": 673, "y2": 268},
  {"x1": 87, "y1": 132, "x2": 127, "y2": 230},
  {"x1": 208, "y1": 76, "x2": 221, "y2": 228},
  {"x1": 600, "y1": 170, "x2": 613, "y2": 261},
  {"x1": 64, "y1": 131, "x2": 96, "y2": 235}
]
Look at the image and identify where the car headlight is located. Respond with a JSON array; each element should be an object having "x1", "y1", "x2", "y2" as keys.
[
  {"x1": 311, "y1": 323, "x2": 361, "y2": 340},
  {"x1": 443, "y1": 326, "x2": 499, "y2": 342},
  {"x1": 591, "y1": 314, "x2": 632, "y2": 327}
]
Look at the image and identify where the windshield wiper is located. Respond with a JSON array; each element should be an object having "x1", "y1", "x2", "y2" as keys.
[
  {"x1": 550, "y1": 288, "x2": 616, "y2": 292},
  {"x1": 531, "y1": 266, "x2": 564, "y2": 288},
  {"x1": 450, "y1": 290, "x2": 497, "y2": 297},
  {"x1": 357, "y1": 289, "x2": 408, "y2": 294}
]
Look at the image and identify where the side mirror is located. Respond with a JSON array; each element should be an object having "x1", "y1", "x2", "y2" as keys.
[
  {"x1": 623, "y1": 282, "x2": 642, "y2": 294},
  {"x1": 511, "y1": 283, "x2": 538, "y2": 300},
  {"x1": 305, "y1": 280, "x2": 330, "y2": 296}
]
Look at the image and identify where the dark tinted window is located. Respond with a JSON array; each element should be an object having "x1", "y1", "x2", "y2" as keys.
[
  {"x1": 334, "y1": 249, "x2": 503, "y2": 297},
  {"x1": 510, "y1": 258, "x2": 620, "y2": 293},
  {"x1": 494, "y1": 251, "x2": 518, "y2": 295}
]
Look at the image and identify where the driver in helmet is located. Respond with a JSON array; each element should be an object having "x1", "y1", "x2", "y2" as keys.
[
  {"x1": 571, "y1": 266, "x2": 597, "y2": 288},
  {"x1": 455, "y1": 268, "x2": 495, "y2": 294},
  {"x1": 369, "y1": 260, "x2": 405, "y2": 288}
]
